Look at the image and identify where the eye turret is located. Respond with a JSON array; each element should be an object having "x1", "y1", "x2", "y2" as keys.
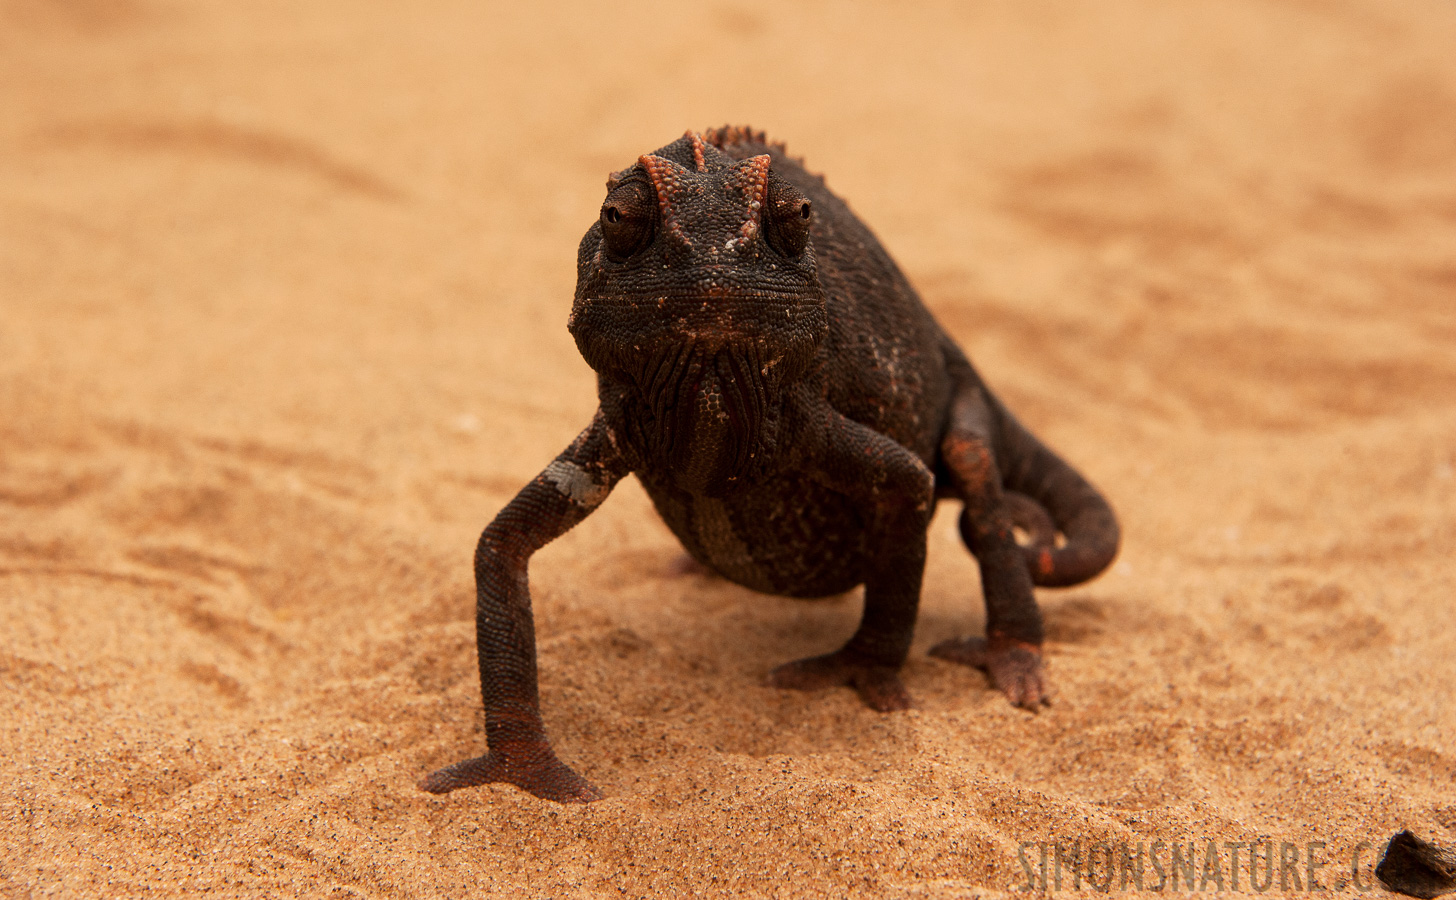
[
  {"x1": 600, "y1": 179, "x2": 656, "y2": 258},
  {"x1": 763, "y1": 177, "x2": 811, "y2": 258}
]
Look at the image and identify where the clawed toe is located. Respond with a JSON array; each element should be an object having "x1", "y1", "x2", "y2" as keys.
[
  {"x1": 419, "y1": 751, "x2": 602, "y2": 803},
  {"x1": 929, "y1": 635, "x2": 991, "y2": 668},
  {"x1": 769, "y1": 652, "x2": 912, "y2": 712},
  {"x1": 931, "y1": 635, "x2": 1051, "y2": 711}
]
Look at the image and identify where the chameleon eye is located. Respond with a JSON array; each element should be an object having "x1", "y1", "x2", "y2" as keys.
[
  {"x1": 600, "y1": 180, "x2": 654, "y2": 258},
  {"x1": 764, "y1": 179, "x2": 811, "y2": 258}
]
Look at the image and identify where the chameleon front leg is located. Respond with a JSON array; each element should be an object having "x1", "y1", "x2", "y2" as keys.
[
  {"x1": 769, "y1": 404, "x2": 935, "y2": 711},
  {"x1": 420, "y1": 411, "x2": 628, "y2": 803}
]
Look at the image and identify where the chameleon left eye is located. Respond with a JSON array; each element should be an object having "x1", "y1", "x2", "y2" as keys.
[{"x1": 764, "y1": 179, "x2": 811, "y2": 258}]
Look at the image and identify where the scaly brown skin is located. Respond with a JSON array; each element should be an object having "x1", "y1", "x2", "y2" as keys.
[{"x1": 420, "y1": 128, "x2": 1120, "y2": 803}]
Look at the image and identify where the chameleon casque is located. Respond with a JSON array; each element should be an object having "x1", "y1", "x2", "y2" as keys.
[{"x1": 421, "y1": 127, "x2": 1119, "y2": 803}]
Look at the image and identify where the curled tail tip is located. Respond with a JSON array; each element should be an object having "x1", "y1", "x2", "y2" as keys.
[{"x1": 1026, "y1": 516, "x2": 1120, "y2": 587}]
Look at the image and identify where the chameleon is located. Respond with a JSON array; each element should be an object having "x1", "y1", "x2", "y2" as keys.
[{"x1": 420, "y1": 127, "x2": 1119, "y2": 803}]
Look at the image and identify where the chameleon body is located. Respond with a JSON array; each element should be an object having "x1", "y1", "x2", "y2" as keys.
[{"x1": 421, "y1": 128, "x2": 1119, "y2": 803}]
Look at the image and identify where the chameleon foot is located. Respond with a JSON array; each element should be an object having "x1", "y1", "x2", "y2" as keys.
[
  {"x1": 769, "y1": 651, "x2": 912, "y2": 711},
  {"x1": 930, "y1": 635, "x2": 1050, "y2": 710},
  {"x1": 419, "y1": 749, "x2": 602, "y2": 803}
]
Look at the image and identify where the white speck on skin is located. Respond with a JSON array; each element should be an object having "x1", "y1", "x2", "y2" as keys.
[{"x1": 543, "y1": 460, "x2": 609, "y2": 508}]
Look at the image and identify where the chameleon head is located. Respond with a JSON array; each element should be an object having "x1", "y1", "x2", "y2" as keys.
[{"x1": 568, "y1": 132, "x2": 829, "y2": 494}]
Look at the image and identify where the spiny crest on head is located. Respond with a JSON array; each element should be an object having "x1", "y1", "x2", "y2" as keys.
[
  {"x1": 639, "y1": 154, "x2": 694, "y2": 245},
  {"x1": 726, "y1": 154, "x2": 770, "y2": 207},
  {"x1": 637, "y1": 142, "x2": 774, "y2": 248},
  {"x1": 703, "y1": 125, "x2": 771, "y2": 151},
  {"x1": 726, "y1": 154, "x2": 770, "y2": 240},
  {"x1": 704, "y1": 125, "x2": 821, "y2": 188},
  {"x1": 702, "y1": 125, "x2": 795, "y2": 161},
  {"x1": 686, "y1": 130, "x2": 707, "y2": 171}
]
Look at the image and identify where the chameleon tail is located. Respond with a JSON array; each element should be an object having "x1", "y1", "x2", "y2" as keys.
[{"x1": 990, "y1": 396, "x2": 1120, "y2": 587}]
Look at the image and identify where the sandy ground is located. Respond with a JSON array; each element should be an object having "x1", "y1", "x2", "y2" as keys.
[{"x1": 3, "y1": 1, "x2": 1455, "y2": 896}]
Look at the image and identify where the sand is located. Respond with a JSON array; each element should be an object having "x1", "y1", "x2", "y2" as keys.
[{"x1": 3, "y1": 1, "x2": 1454, "y2": 896}]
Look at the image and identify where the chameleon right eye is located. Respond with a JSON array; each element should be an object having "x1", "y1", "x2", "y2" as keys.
[{"x1": 600, "y1": 180, "x2": 654, "y2": 258}]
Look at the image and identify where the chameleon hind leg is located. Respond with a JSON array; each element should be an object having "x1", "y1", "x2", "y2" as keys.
[{"x1": 929, "y1": 386, "x2": 1051, "y2": 709}]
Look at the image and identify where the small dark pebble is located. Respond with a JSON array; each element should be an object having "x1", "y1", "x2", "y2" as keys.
[{"x1": 1377, "y1": 831, "x2": 1456, "y2": 899}]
